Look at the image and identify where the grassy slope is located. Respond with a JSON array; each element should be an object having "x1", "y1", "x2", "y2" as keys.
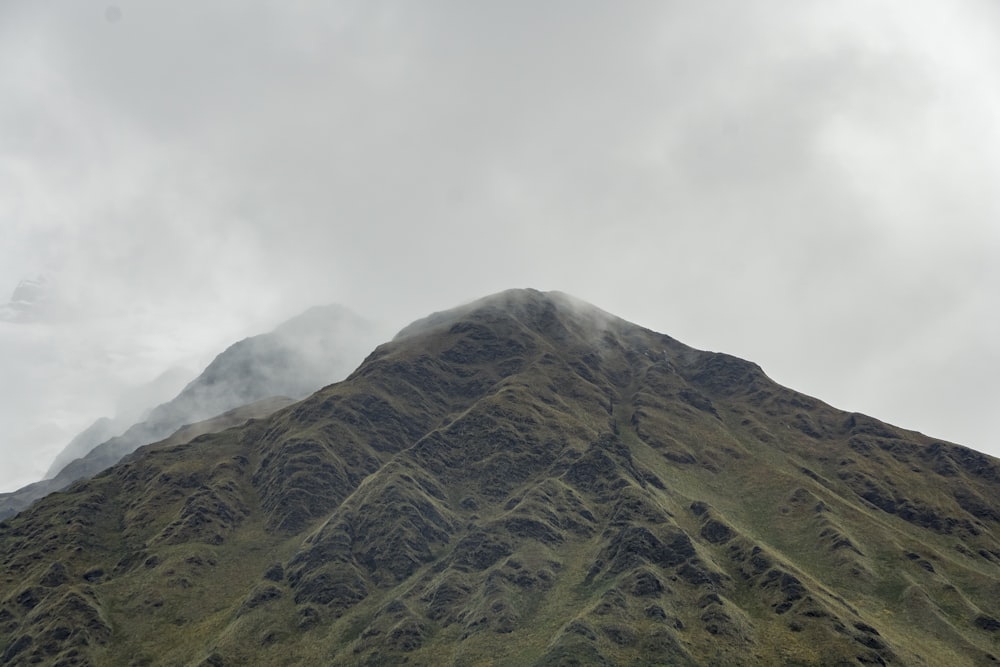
[{"x1": 1, "y1": 289, "x2": 998, "y2": 666}]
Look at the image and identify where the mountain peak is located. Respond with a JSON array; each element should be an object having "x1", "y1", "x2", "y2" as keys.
[
  {"x1": 394, "y1": 288, "x2": 621, "y2": 341},
  {"x1": 1, "y1": 291, "x2": 998, "y2": 666}
]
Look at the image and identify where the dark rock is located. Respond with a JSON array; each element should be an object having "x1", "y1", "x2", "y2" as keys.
[
  {"x1": 678, "y1": 561, "x2": 718, "y2": 586},
  {"x1": 761, "y1": 569, "x2": 805, "y2": 613},
  {"x1": 950, "y1": 447, "x2": 1000, "y2": 482},
  {"x1": 293, "y1": 569, "x2": 368, "y2": 610},
  {"x1": 601, "y1": 624, "x2": 637, "y2": 646},
  {"x1": 687, "y1": 353, "x2": 767, "y2": 397},
  {"x1": 800, "y1": 467, "x2": 821, "y2": 482},
  {"x1": 975, "y1": 615, "x2": 1000, "y2": 632},
  {"x1": 1, "y1": 634, "x2": 32, "y2": 663},
  {"x1": 452, "y1": 532, "x2": 513, "y2": 570},
  {"x1": 239, "y1": 585, "x2": 284, "y2": 615},
  {"x1": 566, "y1": 621, "x2": 597, "y2": 641},
  {"x1": 630, "y1": 570, "x2": 664, "y2": 597},
  {"x1": 663, "y1": 449, "x2": 698, "y2": 465},
  {"x1": 679, "y1": 389, "x2": 718, "y2": 417},
  {"x1": 199, "y1": 653, "x2": 224, "y2": 667},
  {"x1": 794, "y1": 413, "x2": 824, "y2": 439},
  {"x1": 855, "y1": 652, "x2": 887, "y2": 666},
  {"x1": 537, "y1": 640, "x2": 613, "y2": 667},
  {"x1": 954, "y1": 489, "x2": 1000, "y2": 522},
  {"x1": 605, "y1": 526, "x2": 695, "y2": 573},
  {"x1": 16, "y1": 587, "x2": 40, "y2": 610},
  {"x1": 645, "y1": 604, "x2": 667, "y2": 620},
  {"x1": 421, "y1": 580, "x2": 470, "y2": 622},
  {"x1": 82, "y1": 568, "x2": 105, "y2": 583},
  {"x1": 701, "y1": 519, "x2": 734, "y2": 544},
  {"x1": 854, "y1": 634, "x2": 888, "y2": 651},
  {"x1": 593, "y1": 588, "x2": 628, "y2": 616},
  {"x1": 297, "y1": 605, "x2": 321, "y2": 630},
  {"x1": 701, "y1": 609, "x2": 734, "y2": 636},
  {"x1": 689, "y1": 501, "x2": 709, "y2": 516},
  {"x1": 40, "y1": 562, "x2": 70, "y2": 587},
  {"x1": 387, "y1": 619, "x2": 430, "y2": 652},
  {"x1": 853, "y1": 622, "x2": 881, "y2": 636},
  {"x1": 503, "y1": 517, "x2": 563, "y2": 545},
  {"x1": 699, "y1": 593, "x2": 723, "y2": 608}
]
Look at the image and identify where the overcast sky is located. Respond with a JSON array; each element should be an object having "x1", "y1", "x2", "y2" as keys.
[{"x1": 1, "y1": 1, "x2": 998, "y2": 491}]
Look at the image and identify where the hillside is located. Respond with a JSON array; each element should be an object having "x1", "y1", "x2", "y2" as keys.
[
  {"x1": 0, "y1": 305, "x2": 376, "y2": 519},
  {"x1": 1, "y1": 289, "x2": 998, "y2": 666}
]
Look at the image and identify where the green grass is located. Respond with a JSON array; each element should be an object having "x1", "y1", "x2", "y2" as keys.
[{"x1": 3, "y1": 290, "x2": 999, "y2": 666}]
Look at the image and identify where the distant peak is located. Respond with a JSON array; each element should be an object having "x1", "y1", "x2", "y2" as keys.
[
  {"x1": 273, "y1": 303, "x2": 370, "y2": 337},
  {"x1": 0, "y1": 275, "x2": 52, "y2": 323}
]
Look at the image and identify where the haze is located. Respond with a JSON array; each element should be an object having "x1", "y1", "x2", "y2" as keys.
[{"x1": 1, "y1": 1, "x2": 997, "y2": 491}]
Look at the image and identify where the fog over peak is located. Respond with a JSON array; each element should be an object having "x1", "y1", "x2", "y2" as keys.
[{"x1": 1, "y1": 1, "x2": 998, "y2": 491}]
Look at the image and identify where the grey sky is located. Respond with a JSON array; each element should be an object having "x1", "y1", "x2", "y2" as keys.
[{"x1": 1, "y1": 1, "x2": 998, "y2": 491}]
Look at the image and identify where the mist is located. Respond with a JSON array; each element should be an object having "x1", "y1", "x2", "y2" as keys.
[{"x1": 1, "y1": 1, "x2": 998, "y2": 491}]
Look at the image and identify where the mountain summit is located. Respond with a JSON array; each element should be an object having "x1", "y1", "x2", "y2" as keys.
[{"x1": 1, "y1": 289, "x2": 998, "y2": 666}]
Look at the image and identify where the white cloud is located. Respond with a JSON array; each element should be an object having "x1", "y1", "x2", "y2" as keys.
[{"x1": 0, "y1": 0, "x2": 997, "y2": 490}]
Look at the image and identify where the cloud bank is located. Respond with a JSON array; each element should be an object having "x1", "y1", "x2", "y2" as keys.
[{"x1": 1, "y1": 1, "x2": 997, "y2": 490}]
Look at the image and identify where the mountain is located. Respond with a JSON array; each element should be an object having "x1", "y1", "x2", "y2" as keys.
[
  {"x1": 0, "y1": 277, "x2": 49, "y2": 323},
  {"x1": 44, "y1": 367, "x2": 194, "y2": 480},
  {"x1": 43, "y1": 418, "x2": 122, "y2": 480},
  {"x1": 0, "y1": 304, "x2": 377, "y2": 520},
  {"x1": 1, "y1": 289, "x2": 998, "y2": 666}
]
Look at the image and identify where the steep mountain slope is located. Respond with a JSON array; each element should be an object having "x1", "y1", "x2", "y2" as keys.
[
  {"x1": 0, "y1": 305, "x2": 377, "y2": 520},
  {"x1": 43, "y1": 417, "x2": 121, "y2": 478},
  {"x1": 44, "y1": 368, "x2": 191, "y2": 479},
  {"x1": 1, "y1": 289, "x2": 998, "y2": 666},
  {"x1": 44, "y1": 367, "x2": 194, "y2": 479}
]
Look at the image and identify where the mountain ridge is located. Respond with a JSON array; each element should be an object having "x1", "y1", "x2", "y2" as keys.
[
  {"x1": 0, "y1": 289, "x2": 997, "y2": 666},
  {"x1": 0, "y1": 304, "x2": 378, "y2": 520}
]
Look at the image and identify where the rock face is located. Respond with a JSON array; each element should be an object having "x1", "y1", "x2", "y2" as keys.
[
  {"x1": 1, "y1": 289, "x2": 999, "y2": 666},
  {"x1": 0, "y1": 304, "x2": 377, "y2": 519}
]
